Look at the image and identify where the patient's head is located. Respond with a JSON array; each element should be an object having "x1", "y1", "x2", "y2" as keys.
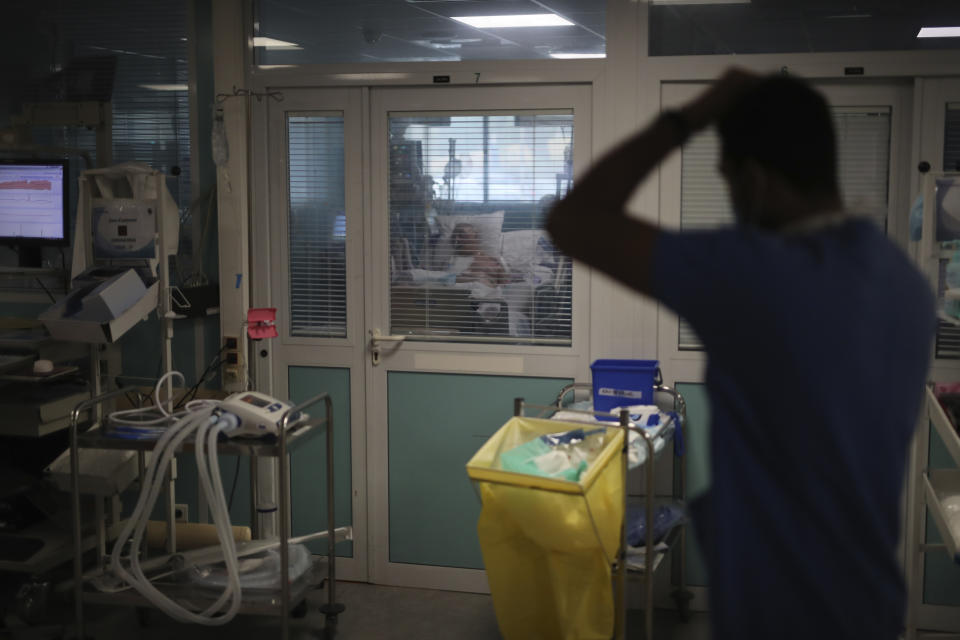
[{"x1": 452, "y1": 223, "x2": 482, "y2": 257}]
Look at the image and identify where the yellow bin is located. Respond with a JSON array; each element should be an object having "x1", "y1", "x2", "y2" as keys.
[{"x1": 466, "y1": 416, "x2": 625, "y2": 640}]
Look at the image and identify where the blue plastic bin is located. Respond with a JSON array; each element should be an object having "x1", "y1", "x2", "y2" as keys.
[{"x1": 591, "y1": 359, "x2": 661, "y2": 419}]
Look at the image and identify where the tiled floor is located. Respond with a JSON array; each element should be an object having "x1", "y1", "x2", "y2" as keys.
[{"x1": 5, "y1": 580, "x2": 712, "y2": 640}]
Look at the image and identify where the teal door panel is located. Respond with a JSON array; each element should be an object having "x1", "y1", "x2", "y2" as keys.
[
  {"x1": 676, "y1": 382, "x2": 711, "y2": 588},
  {"x1": 288, "y1": 366, "x2": 353, "y2": 557},
  {"x1": 387, "y1": 372, "x2": 571, "y2": 569},
  {"x1": 924, "y1": 425, "x2": 960, "y2": 606}
]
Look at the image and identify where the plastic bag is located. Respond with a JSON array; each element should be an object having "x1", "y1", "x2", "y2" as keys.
[
  {"x1": 499, "y1": 427, "x2": 608, "y2": 481},
  {"x1": 189, "y1": 543, "x2": 311, "y2": 591},
  {"x1": 626, "y1": 503, "x2": 687, "y2": 548},
  {"x1": 945, "y1": 247, "x2": 960, "y2": 320}
]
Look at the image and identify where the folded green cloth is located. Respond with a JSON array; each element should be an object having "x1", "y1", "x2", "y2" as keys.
[{"x1": 500, "y1": 436, "x2": 588, "y2": 481}]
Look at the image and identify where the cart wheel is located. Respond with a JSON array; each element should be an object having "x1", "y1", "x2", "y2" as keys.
[
  {"x1": 15, "y1": 580, "x2": 50, "y2": 625},
  {"x1": 672, "y1": 588, "x2": 694, "y2": 623},
  {"x1": 291, "y1": 600, "x2": 308, "y2": 619},
  {"x1": 322, "y1": 614, "x2": 338, "y2": 640}
]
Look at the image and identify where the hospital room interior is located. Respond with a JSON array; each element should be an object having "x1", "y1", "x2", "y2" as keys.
[{"x1": 1, "y1": 0, "x2": 960, "y2": 638}]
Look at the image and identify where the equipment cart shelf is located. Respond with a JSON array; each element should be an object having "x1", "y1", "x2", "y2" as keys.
[
  {"x1": 514, "y1": 382, "x2": 691, "y2": 640},
  {"x1": 67, "y1": 387, "x2": 350, "y2": 640},
  {"x1": 906, "y1": 385, "x2": 960, "y2": 640}
]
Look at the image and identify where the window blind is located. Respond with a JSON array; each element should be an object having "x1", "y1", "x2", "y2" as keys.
[
  {"x1": 388, "y1": 112, "x2": 573, "y2": 344},
  {"x1": 37, "y1": 0, "x2": 192, "y2": 218},
  {"x1": 287, "y1": 114, "x2": 347, "y2": 338},
  {"x1": 677, "y1": 108, "x2": 892, "y2": 351},
  {"x1": 1, "y1": 1, "x2": 190, "y2": 276},
  {"x1": 935, "y1": 106, "x2": 960, "y2": 360},
  {"x1": 946, "y1": 103, "x2": 960, "y2": 173},
  {"x1": 936, "y1": 257, "x2": 960, "y2": 360},
  {"x1": 834, "y1": 109, "x2": 891, "y2": 230}
]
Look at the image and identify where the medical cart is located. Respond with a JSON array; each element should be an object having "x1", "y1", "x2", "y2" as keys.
[
  {"x1": 511, "y1": 382, "x2": 690, "y2": 639},
  {"x1": 66, "y1": 388, "x2": 350, "y2": 640},
  {"x1": 905, "y1": 385, "x2": 960, "y2": 640}
]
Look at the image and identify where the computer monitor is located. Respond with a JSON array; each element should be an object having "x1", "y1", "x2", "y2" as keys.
[{"x1": 0, "y1": 159, "x2": 70, "y2": 268}]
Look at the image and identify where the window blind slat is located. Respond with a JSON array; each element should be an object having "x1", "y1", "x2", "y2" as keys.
[
  {"x1": 9, "y1": 1, "x2": 190, "y2": 265},
  {"x1": 287, "y1": 115, "x2": 347, "y2": 338},
  {"x1": 677, "y1": 108, "x2": 891, "y2": 351},
  {"x1": 388, "y1": 112, "x2": 573, "y2": 344}
]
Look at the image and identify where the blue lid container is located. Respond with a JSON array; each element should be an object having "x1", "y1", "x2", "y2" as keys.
[{"x1": 590, "y1": 359, "x2": 660, "y2": 419}]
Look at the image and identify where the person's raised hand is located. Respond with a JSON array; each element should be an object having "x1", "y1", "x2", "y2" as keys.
[{"x1": 680, "y1": 68, "x2": 761, "y2": 133}]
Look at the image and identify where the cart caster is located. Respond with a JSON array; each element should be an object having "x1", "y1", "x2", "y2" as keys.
[
  {"x1": 320, "y1": 602, "x2": 345, "y2": 616},
  {"x1": 15, "y1": 579, "x2": 50, "y2": 625},
  {"x1": 672, "y1": 588, "x2": 694, "y2": 622},
  {"x1": 322, "y1": 613, "x2": 338, "y2": 640},
  {"x1": 291, "y1": 600, "x2": 308, "y2": 619}
]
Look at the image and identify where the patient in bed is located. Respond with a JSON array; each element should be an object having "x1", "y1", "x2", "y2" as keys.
[{"x1": 451, "y1": 223, "x2": 508, "y2": 288}]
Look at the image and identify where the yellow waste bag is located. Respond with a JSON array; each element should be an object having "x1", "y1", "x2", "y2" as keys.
[{"x1": 466, "y1": 416, "x2": 625, "y2": 640}]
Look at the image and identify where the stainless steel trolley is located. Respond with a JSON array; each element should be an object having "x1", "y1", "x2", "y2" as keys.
[
  {"x1": 514, "y1": 382, "x2": 691, "y2": 640},
  {"x1": 68, "y1": 388, "x2": 350, "y2": 640}
]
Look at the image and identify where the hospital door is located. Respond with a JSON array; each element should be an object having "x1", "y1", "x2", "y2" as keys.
[{"x1": 260, "y1": 84, "x2": 592, "y2": 590}]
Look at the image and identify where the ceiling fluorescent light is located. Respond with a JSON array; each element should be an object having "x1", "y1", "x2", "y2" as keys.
[
  {"x1": 252, "y1": 36, "x2": 302, "y2": 49},
  {"x1": 331, "y1": 73, "x2": 414, "y2": 81},
  {"x1": 917, "y1": 26, "x2": 960, "y2": 38},
  {"x1": 139, "y1": 84, "x2": 188, "y2": 91},
  {"x1": 451, "y1": 14, "x2": 574, "y2": 28},
  {"x1": 651, "y1": 0, "x2": 749, "y2": 4},
  {"x1": 549, "y1": 52, "x2": 606, "y2": 59}
]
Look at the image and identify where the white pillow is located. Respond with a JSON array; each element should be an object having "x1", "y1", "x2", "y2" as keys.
[
  {"x1": 431, "y1": 211, "x2": 504, "y2": 269},
  {"x1": 500, "y1": 229, "x2": 557, "y2": 274}
]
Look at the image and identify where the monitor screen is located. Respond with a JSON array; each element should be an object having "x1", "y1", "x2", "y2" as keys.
[{"x1": 0, "y1": 160, "x2": 69, "y2": 245}]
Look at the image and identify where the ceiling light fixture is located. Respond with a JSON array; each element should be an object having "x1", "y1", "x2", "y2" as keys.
[
  {"x1": 651, "y1": 0, "x2": 749, "y2": 4},
  {"x1": 451, "y1": 14, "x2": 574, "y2": 28},
  {"x1": 139, "y1": 84, "x2": 188, "y2": 91},
  {"x1": 332, "y1": 73, "x2": 414, "y2": 81},
  {"x1": 252, "y1": 36, "x2": 303, "y2": 49},
  {"x1": 917, "y1": 26, "x2": 960, "y2": 38},
  {"x1": 549, "y1": 52, "x2": 606, "y2": 59}
]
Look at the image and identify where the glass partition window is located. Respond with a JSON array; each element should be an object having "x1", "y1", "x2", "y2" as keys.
[
  {"x1": 253, "y1": 0, "x2": 605, "y2": 65},
  {"x1": 677, "y1": 108, "x2": 891, "y2": 351},
  {"x1": 286, "y1": 114, "x2": 347, "y2": 338},
  {"x1": 649, "y1": 1, "x2": 960, "y2": 56},
  {"x1": 388, "y1": 112, "x2": 573, "y2": 344}
]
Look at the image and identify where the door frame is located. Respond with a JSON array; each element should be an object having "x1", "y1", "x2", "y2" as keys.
[
  {"x1": 251, "y1": 86, "x2": 370, "y2": 582},
  {"x1": 364, "y1": 83, "x2": 593, "y2": 591}
]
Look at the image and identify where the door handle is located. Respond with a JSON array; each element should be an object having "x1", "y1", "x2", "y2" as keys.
[{"x1": 369, "y1": 329, "x2": 406, "y2": 366}]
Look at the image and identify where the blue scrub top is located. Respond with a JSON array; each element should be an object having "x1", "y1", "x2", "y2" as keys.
[{"x1": 653, "y1": 217, "x2": 935, "y2": 639}]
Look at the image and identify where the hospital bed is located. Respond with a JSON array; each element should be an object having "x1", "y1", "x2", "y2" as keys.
[{"x1": 390, "y1": 214, "x2": 570, "y2": 341}]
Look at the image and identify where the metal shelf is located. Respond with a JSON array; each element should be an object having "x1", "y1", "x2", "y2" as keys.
[
  {"x1": 82, "y1": 556, "x2": 328, "y2": 616},
  {"x1": 625, "y1": 524, "x2": 683, "y2": 576},
  {"x1": 68, "y1": 388, "x2": 345, "y2": 640},
  {"x1": 927, "y1": 386, "x2": 960, "y2": 467},
  {"x1": 924, "y1": 470, "x2": 960, "y2": 564},
  {"x1": 76, "y1": 416, "x2": 328, "y2": 457}
]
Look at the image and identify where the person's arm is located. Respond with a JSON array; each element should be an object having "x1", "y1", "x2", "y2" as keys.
[{"x1": 546, "y1": 68, "x2": 759, "y2": 297}]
